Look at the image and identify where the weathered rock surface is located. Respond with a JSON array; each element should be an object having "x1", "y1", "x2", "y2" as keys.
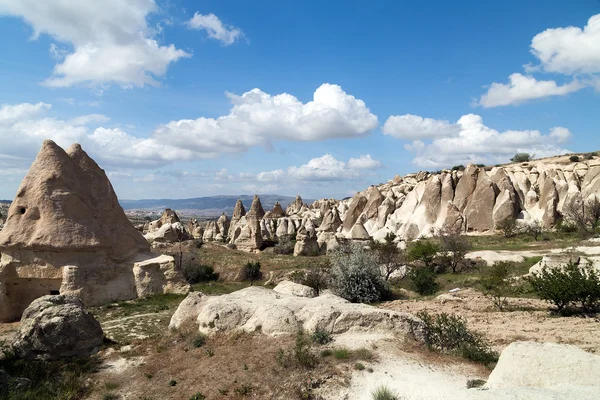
[
  {"x1": 0, "y1": 141, "x2": 190, "y2": 322},
  {"x1": 486, "y1": 342, "x2": 600, "y2": 390},
  {"x1": 11, "y1": 295, "x2": 103, "y2": 360},
  {"x1": 169, "y1": 286, "x2": 425, "y2": 340},
  {"x1": 273, "y1": 280, "x2": 315, "y2": 297}
]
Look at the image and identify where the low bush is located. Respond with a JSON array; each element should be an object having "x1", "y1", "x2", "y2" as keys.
[
  {"x1": 569, "y1": 155, "x2": 581, "y2": 162},
  {"x1": 526, "y1": 262, "x2": 600, "y2": 314},
  {"x1": 192, "y1": 333, "x2": 207, "y2": 348},
  {"x1": 311, "y1": 328, "x2": 333, "y2": 345},
  {"x1": 407, "y1": 266, "x2": 438, "y2": 295},
  {"x1": 511, "y1": 152, "x2": 532, "y2": 163},
  {"x1": 416, "y1": 311, "x2": 498, "y2": 365},
  {"x1": 276, "y1": 331, "x2": 318, "y2": 369},
  {"x1": 329, "y1": 242, "x2": 389, "y2": 303},
  {"x1": 181, "y1": 257, "x2": 218, "y2": 284},
  {"x1": 273, "y1": 238, "x2": 295, "y2": 255},
  {"x1": 291, "y1": 266, "x2": 330, "y2": 296}
]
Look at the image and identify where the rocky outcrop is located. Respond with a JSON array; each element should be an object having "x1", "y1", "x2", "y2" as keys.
[
  {"x1": 11, "y1": 295, "x2": 103, "y2": 360},
  {"x1": 0, "y1": 141, "x2": 190, "y2": 322},
  {"x1": 293, "y1": 223, "x2": 320, "y2": 256},
  {"x1": 342, "y1": 193, "x2": 368, "y2": 233},
  {"x1": 273, "y1": 280, "x2": 315, "y2": 297},
  {"x1": 169, "y1": 286, "x2": 425, "y2": 340},
  {"x1": 144, "y1": 208, "x2": 190, "y2": 244}
]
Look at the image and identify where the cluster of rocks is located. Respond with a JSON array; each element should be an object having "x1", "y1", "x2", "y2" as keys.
[
  {"x1": 0, "y1": 141, "x2": 190, "y2": 322},
  {"x1": 143, "y1": 154, "x2": 600, "y2": 256}
]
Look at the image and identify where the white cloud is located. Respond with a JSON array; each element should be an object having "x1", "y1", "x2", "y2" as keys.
[
  {"x1": 347, "y1": 154, "x2": 382, "y2": 170},
  {"x1": 187, "y1": 12, "x2": 243, "y2": 45},
  {"x1": 530, "y1": 14, "x2": 600, "y2": 75},
  {"x1": 257, "y1": 169, "x2": 285, "y2": 182},
  {"x1": 69, "y1": 114, "x2": 110, "y2": 125},
  {"x1": 476, "y1": 73, "x2": 583, "y2": 107},
  {"x1": 0, "y1": 102, "x2": 50, "y2": 123},
  {"x1": 0, "y1": 0, "x2": 189, "y2": 88},
  {"x1": 382, "y1": 114, "x2": 460, "y2": 139},
  {"x1": 388, "y1": 113, "x2": 571, "y2": 168},
  {"x1": 476, "y1": 14, "x2": 600, "y2": 107},
  {"x1": 151, "y1": 83, "x2": 378, "y2": 156},
  {"x1": 287, "y1": 153, "x2": 381, "y2": 182}
]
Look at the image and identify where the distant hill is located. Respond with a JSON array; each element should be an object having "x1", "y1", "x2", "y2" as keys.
[{"x1": 119, "y1": 194, "x2": 315, "y2": 217}]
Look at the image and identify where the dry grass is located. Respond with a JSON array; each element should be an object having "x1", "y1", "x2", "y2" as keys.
[{"x1": 91, "y1": 330, "x2": 349, "y2": 400}]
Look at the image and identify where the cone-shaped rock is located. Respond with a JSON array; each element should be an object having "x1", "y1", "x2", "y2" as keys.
[{"x1": 247, "y1": 194, "x2": 265, "y2": 220}]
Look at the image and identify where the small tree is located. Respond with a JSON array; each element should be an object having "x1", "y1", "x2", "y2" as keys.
[
  {"x1": 407, "y1": 266, "x2": 438, "y2": 295},
  {"x1": 292, "y1": 264, "x2": 330, "y2": 296},
  {"x1": 242, "y1": 261, "x2": 262, "y2": 286},
  {"x1": 407, "y1": 239, "x2": 439, "y2": 269},
  {"x1": 511, "y1": 153, "x2": 532, "y2": 163},
  {"x1": 563, "y1": 197, "x2": 600, "y2": 236},
  {"x1": 435, "y1": 227, "x2": 471, "y2": 273},
  {"x1": 370, "y1": 232, "x2": 405, "y2": 280},
  {"x1": 329, "y1": 242, "x2": 388, "y2": 303},
  {"x1": 496, "y1": 218, "x2": 519, "y2": 238},
  {"x1": 525, "y1": 220, "x2": 544, "y2": 241},
  {"x1": 480, "y1": 262, "x2": 513, "y2": 311},
  {"x1": 569, "y1": 155, "x2": 580, "y2": 162}
]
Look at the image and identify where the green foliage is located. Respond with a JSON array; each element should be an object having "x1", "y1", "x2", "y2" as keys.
[
  {"x1": 291, "y1": 265, "x2": 330, "y2": 296},
  {"x1": 371, "y1": 385, "x2": 401, "y2": 400},
  {"x1": 0, "y1": 343, "x2": 100, "y2": 400},
  {"x1": 416, "y1": 311, "x2": 498, "y2": 365},
  {"x1": 466, "y1": 379, "x2": 487, "y2": 389},
  {"x1": 355, "y1": 362, "x2": 365, "y2": 371},
  {"x1": 407, "y1": 239, "x2": 439, "y2": 268},
  {"x1": 479, "y1": 262, "x2": 514, "y2": 310},
  {"x1": 436, "y1": 227, "x2": 471, "y2": 273},
  {"x1": 451, "y1": 165, "x2": 465, "y2": 171},
  {"x1": 370, "y1": 232, "x2": 405, "y2": 280},
  {"x1": 273, "y1": 237, "x2": 295, "y2": 255},
  {"x1": 569, "y1": 155, "x2": 581, "y2": 162},
  {"x1": 332, "y1": 348, "x2": 350, "y2": 360},
  {"x1": 511, "y1": 153, "x2": 532, "y2": 163},
  {"x1": 527, "y1": 262, "x2": 600, "y2": 314},
  {"x1": 311, "y1": 328, "x2": 333, "y2": 345},
  {"x1": 241, "y1": 261, "x2": 262, "y2": 285},
  {"x1": 524, "y1": 220, "x2": 544, "y2": 241},
  {"x1": 407, "y1": 266, "x2": 439, "y2": 295},
  {"x1": 234, "y1": 384, "x2": 253, "y2": 396},
  {"x1": 169, "y1": 380, "x2": 177, "y2": 387},
  {"x1": 181, "y1": 254, "x2": 218, "y2": 284},
  {"x1": 189, "y1": 393, "x2": 206, "y2": 400},
  {"x1": 192, "y1": 333, "x2": 207, "y2": 348},
  {"x1": 330, "y1": 242, "x2": 389, "y2": 303}
]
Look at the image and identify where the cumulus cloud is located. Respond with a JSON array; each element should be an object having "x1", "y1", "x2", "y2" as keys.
[
  {"x1": 187, "y1": 12, "x2": 243, "y2": 45},
  {"x1": 476, "y1": 73, "x2": 584, "y2": 108},
  {"x1": 151, "y1": 83, "x2": 378, "y2": 155},
  {"x1": 530, "y1": 14, "x2": 600, "y2": 75},
  {"x1": 382, "y1": 114, "x2": 460, "y2": 139},
  {"x1": 386, "y1": 113, "x2": 571, "y2": 168},
  {"x1": 287, "y1": 153, "x2": 382, "y2": 181},
  {"x1": 257, "y1": 169, "x2": 285, "y2": 182},
  {"x1": 476, "y1": 14, "x2": 600, "y2": 107},
  {"x1": 0, "y1": 0, "x2": 189, "y2": 88}
]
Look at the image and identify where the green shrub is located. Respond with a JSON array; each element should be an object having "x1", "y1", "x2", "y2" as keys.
[
  {"x1": 291, "y1": 266, "x2": 330, "y2": 296},
  {"x1": 527, "y1": 262, "x2": 600, "y2": 313},
  {"x1": 479, "y1": 262, "x2": 514, "y2": 310},
  {"x1": 192, "y1": 333, "x2": 207, "y2": 348},
  {"x1": 332, "y1": 348, "x2": 350, "y2": 360},
  {"x1": 416, "y1": 311, "x2": 498, "y2": 365},
  {"x1": 371, "y1": 385, "x2": 400, "y2": 400},
  {"x1": 355, "y1": 362, "x2": 365, "y2": 371},
  {"x1": 189, "y1": 393, "x2": 206, "y2": 400},
  {"x1": 241, "y1": 261, "x2": 262, "y2": 285},
  {"x1": 311, "y1": 328, "x2": 333, "y2": 345},
  {"x1": 169, "y1": 380, "x2": 177, "y2": 387},
  {"x1": 407, "y1": 239, "x2": 439, "y2": 268},
  {"x1": 496, "y1": 218, "x2": 519, "y2": 238},
  {"x1": 182, "y1": 259, "x2": 218, "y2": 284},
  {"x1": 511, "y1": 153, "x2": 532, "y2": 163},
  {"x1": 407, "y1": 266, "x2": 438, "y2": 295},
  {"x1": 276, "y1": 331, "x2": 318, "y2": 369},
  {"x1": 451, "y1": 165, "x2": 465, "y2": 171},
  {"x1": 329, "y1": 242, "x2": 389, "y2": 303},
  {"x1": 569, "y1": 155, "x2": 581, "y2": 162},
  {"x1": 273, "y1": 238, "x2": 295, "y2": 255}
]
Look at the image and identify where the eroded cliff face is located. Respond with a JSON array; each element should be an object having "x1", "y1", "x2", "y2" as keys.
[
  {"x1": 0, "y1": 141, "x2": 189, "y2": 322},
  {"x1": 196, "y1": 153, "x2": 600, "y2": 254}
]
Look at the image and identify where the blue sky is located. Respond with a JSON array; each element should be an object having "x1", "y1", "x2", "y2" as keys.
[{"x1": 0, "y1": 0, "x2": 599, "y2": 200}]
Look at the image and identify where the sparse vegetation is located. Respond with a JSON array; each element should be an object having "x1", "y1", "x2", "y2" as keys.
[
  {"x1": 273, "y1": 237, "x2": 295, "y2": 255},
  {"x1": 416, "y1": 310, "x2": 498, "y2": 365},
  {"x1": 524, "y1": 220, "x2": 544, "y2": 241},
  {"x1": 276, "y1": 331, "x2": 318, "y2": 369},
  {"x1": 407, "y1": 239, "x2": 439, "y2": 269},
  {"x1": 371, "y1": 232, "x2": 406, "y2": 280},
  {"x1": 496, "y1": 218, "x2": 519, "y2": 238},
  {"x1": 569, "y1": 155, "x2": 580, "y2": 162},
  {"x1": 563, "y1": 196, "x2": 600, "y2": 236},
  {"x1": 329, "y1": 242, "x2": 389, "y2": 303},
  {"x1": 290, "y1": 265, "x2": 331, "y2": 295},
  {"x1": 311, "y1": 328, "x2": 333, "y2": 345},
  {"x1": 181, "y1": 253, "x2": 219, "y2": 284},
  {"x1": 189, "y1": 392, "x2": 206, "y2": 400},
  {"x1": 407, "y1": 266, "x2": 438, "y2": 295},
  {"x1": 192, "y1": 333, "x2": 207, "y2": 348},
  {"x1": 435, "y1": 226, "x2": 471, "y2": 273}
]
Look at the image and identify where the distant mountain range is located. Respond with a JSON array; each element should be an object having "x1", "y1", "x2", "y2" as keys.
[{"x1": 119, "y1": 194, "x2": 316, "y2": 217}]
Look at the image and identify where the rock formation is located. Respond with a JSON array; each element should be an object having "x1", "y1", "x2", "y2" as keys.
[
  {"x1": 144, "y1": 208, "x2": 190, "y2": 244},
  {"x1": 169, "y1": 286, "x2": 425, "y2": 339},
  {"x1": 0, "y1": 141, "x2": 190, "y2": 322},
  {"x1": 11, "y1": 295, "x2": 103, "y2": 360}
]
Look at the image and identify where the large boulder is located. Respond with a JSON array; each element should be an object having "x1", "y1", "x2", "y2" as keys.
[
  {"x1": 169, "y1": 286, "x2": 425, "y2": 340},
  {"x1": 464, "y1": 171, "x2": 498, "y2": 232},
  {"x1": 273, "y1": 280, "x2": 315, "y2": 298},
  {"x1": 11, "y1": 295, "x2": 103, "y2": 360},
  {"x1": 342, "y1": 193, "x2": 367, "y2": 233},
  {"x1": 486, "y1": 342, "x2": 600, "y2": 390}
]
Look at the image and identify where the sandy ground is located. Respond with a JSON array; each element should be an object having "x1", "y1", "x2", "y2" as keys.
[{"x1": 384, "y1": 289, "x2": 600, "y2": 354}]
